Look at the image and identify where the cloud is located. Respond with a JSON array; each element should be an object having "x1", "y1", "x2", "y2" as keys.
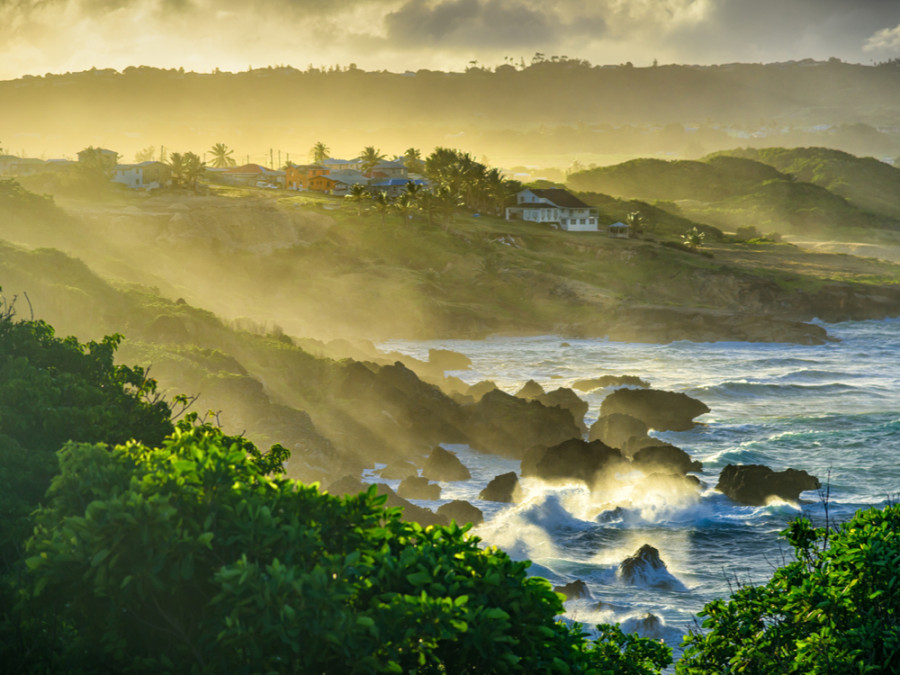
[{"x1": 864, "y1": 23, "x2": 900, "y2": 53}]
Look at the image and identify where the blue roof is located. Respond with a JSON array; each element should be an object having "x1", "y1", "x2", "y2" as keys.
[{"x1": 370, "y1": 178, "x2": 427, "y2": 187}]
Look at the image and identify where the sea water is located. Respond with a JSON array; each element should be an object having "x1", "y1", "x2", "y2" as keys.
[{"x1": 377, "y1": 318, "x2": 900, "y2": 654}]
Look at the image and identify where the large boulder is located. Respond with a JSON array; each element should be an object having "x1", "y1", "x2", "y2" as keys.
[
  {"x1": 588, "y1": 413, "x2": 649, "y2": 453},
  {"x1": 463, "y1": 389, "x2": 581, "y2": 458},
  {"x1": 536, "y1": 388, "x2": 589, "y2": 432},
  {"x1": 632, "y1": 444, "x2": 702, "y2": 475},
  {"x1": 716, "y1": 464, "x2": 821, "y2": 505},
  {"x1": 397, "y1": 475, "x2": 441, "y2": 501},
  {"x1": 437, "y1": 500, "x2": 484, "y2": 526},
  {"x1": 599, "y1": 388, "x2": 710, "y2": 431},
  {"x1": 479, "y1": 472, "x2": 522, "y2": 503},
  {"x1": 515, "y1": 379, "x2": 545, "y2": 399},
  {"x1": 572, "y1": 375, "x2": 650, "y2": 392},
  {"x1": 422, "y1": 446, "x2": 471, "y2": 481},
  {"x1": 553, "y1": 579, "x2": 590, "y2": 600},
  {"x1": 428, "y1": 348, "x2": 472, "y2": 372},
  {"x1": 374, "y1": 483, "x2": 447, "y2": 528},
  {"x1": 522, "y1": 439, "x2": 627, "y2": 485},
  {"x1": 377, "y1": 460, "x2": 419, "y2": 480},
  {"x1": 466, "y1": 380, "x2": 498, "y2": 402}
]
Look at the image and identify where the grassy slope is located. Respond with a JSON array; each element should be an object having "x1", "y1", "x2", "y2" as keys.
[{"x1": 567, "y1": 154, "x2": 900, "y2": 243}]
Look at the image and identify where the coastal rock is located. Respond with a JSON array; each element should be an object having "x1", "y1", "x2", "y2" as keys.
[
  {"x1": 600, "y1": 388, "x2": 710, "y2": 431},
  {"x1": 553, "y1": 579, "x2": 590, "y2": 600},
  {"x1": 428, "y1": 348, "x2": 472, "y2": 372},
  {"x1": 632, "y1": 444, "x2": 702, "y2": 475},
  {"x1": 572, "y1": 375, "x2": 650, "y2": 392},
  {"x1": 377, "y1": 460, "x2": 419, "y2": 480},
  {"x1": 515, "y1": 379, "x2": 545, "y2": 399},
  {"x1": 479, "y1": 472, "x2": 522, "y2": 503},
  {"x1": 466, "y1": 380, "x2": 498, "y2": 402},
  {"x1": 588, "y1": 413, "x2": 649, "y2": 453},
  {"x1": 619, "y1": 544, "x2": 685, "y2": 590},
  {"x1": 436, "y1": 500, "x2": 484, "y2": 526},
  {"x1": 324, "y1": 474, "x2": 367, "y2": 497},
  {"x1": 463, "y1": 389, "x2": 581, "y2": 458},
  {"x1": 374, "y1": 484, "x2": 447, "y2": 528},
  {"x1": 536, "y1": 388, "x2": 589, "y2": 432},
  {"x1": 397, "y1": 475, "x2": 441, "y2": 501},
  {"x1": 716, "y1": 464, "x2": 821, "y2": 505},
  {"x1": 422, "y1": 446, "x2": 471, "y2": 481},
  {"x1": 522, "y1": 438, "x2": 627, "y2": 484}
]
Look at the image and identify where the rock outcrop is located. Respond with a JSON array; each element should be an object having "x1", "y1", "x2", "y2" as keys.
[
  {"x1": 600, "y1": 388, "x2": 710, "y2": 431},
  {"x1": 632, "y1": 444, "x2": 702, "y2": 475},
  {"x1": 588, "y1": 413, "x2": 649, "y2": 453},
  {"x1": 515, "y1": 379, "x2": 545, "y2": 399},
  {"x1": 522, "y1": 438, "x2": 627, "y2": 485},
  {"x1": 716, "y1": 464, "x2": 820, "y2": 505},
  {"x1": 463, "y1": 389, "x2": 581, "y2": 458},
  {"x1": 466, "y1": 380, "x2": 498, "y2": 402},
  {"x1": 437, "y1": 500, "x2": 484, "y2": 526},
  {"x1": 422, "y1": 446, "x2": 471, "y2": 481},
  {"x1": 619, "y1": 544, "x2": 684, "y2": 590},
  {"x1": 428, "y1": 348, "x2": 472, "y2": 372},
  {"x1": 479, "y1": 472, "x2": 522, "y2": 503},
  {"x1": 377, "y1": 460, "x2": 419, "y2": 480},
  {"x1": 397, "y1": 475, "x2": 441, "y2": 501},
  {"x1": 536, "y1": 387, "x2": 589, "y2": 432},
  {"x1": 324, "y1": 476, "x2": 446, "y2": 527},
  {"x1": 553, "y1": 579, "x2": 590, "y2": 600}
]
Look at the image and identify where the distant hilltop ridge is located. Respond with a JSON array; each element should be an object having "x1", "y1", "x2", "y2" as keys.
[{"x1": 3, "y1": 58, "x2": 900, "y2": 165}]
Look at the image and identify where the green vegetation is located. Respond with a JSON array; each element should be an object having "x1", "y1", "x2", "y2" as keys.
[
  {"x1": 0, "y1": 306, "x2": 671, "y2": 673},
  {"x1": 679, "y1": 505, "x2": 900, "y2": 673},
  {"x1": 567, "y1": 154, "x2": 900, "y2": 242}
]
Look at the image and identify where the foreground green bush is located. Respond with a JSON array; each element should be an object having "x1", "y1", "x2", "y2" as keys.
[
  {"x1": 20, "y1": 423, "x2": 670, "y2": 674},
  {"x1": 678, "y1": 505, "x2": 900, "y2": 673}
]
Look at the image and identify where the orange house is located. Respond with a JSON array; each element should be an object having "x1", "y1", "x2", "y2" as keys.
[
  {"x1": 308, "y1": 175, "x2": 338, "y2": 193},
  {"x1": 285, "y1": 164, "x2": 328, "y2": 190}
]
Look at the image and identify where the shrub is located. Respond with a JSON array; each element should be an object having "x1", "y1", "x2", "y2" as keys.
[
  {"x1": 678, "y1": 505, "x2": 900, "y2": 673},
  {"x1": 21, "y1": 423, "x2": 671, "y2": 674}
]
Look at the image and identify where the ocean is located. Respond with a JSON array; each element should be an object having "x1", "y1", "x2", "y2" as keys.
[{"x1": 376, "y1": 318, "x2": 900, "y2": 655}]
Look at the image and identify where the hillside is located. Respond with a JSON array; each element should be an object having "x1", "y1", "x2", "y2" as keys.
[
  {"x1": 567, "y1": 154, "x2": 900, "y2": 242},
  {"x1": 5, "y1": 60, "x2": 900, "y2": 167}
]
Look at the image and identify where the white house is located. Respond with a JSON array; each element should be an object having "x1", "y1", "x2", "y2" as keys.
[
  {"x1": 505, "y1": 188, "x2": 599, "y2": 231},
  {"x1": 112, "y1": 161, "x2": 172, "y2": 190}
]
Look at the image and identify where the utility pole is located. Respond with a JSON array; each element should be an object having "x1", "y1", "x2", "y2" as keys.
[
  {"x1": 270, "y1": 148, "x2": 274, "y2": 169},
  {"x1": 278, "y1": 149, "x2": 281, "y2": 167}
]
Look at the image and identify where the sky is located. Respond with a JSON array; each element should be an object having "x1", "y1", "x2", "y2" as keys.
[{"x1": 2, "y1": 0, "x2": 900, "y2": 80}]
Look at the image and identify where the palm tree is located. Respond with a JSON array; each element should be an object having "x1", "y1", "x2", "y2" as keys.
[
  {"x1": 369, "y1": 189, "x2": 392, "y2": 226},
  {"x1": 183, "y1": 152, "x2": 205, "y2": 189},
  {"x1": 682, "y1": 226, "x2": 706, "y2": 250},
  {"x1": 168, "y1": 152, "x2": 186, "y2": 186},
  {"x1": 345, "y1": 183, "x2": 368, "y2": 216},
  {"x1": 403, "y1": 147, "x2": 424, "y2": 174},
  {"x1": 626, "y1": 211, "x2": 645, "y2": 235},
  {"x1": 393, "y1": 192, "x2": 415, "y2": 224},
  {"x1": 208, "y1": 143, "x2": 235, "y2": 168},
  {"x1": 359, "y1": 146, "x2": 386, "y2": 175},
  {"x1": 310, "y1": 142, "x2": 330, "y2": 164}
]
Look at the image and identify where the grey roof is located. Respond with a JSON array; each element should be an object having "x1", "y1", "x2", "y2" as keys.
[{"x1": 526, "y1": 188, "x2": 591, "y2": 209}]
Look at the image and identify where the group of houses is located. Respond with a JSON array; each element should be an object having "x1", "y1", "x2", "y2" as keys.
[{"x1": 0, "y1": 149, "x2": 630, "y2": 236}]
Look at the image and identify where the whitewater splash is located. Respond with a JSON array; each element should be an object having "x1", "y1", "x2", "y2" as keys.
[{"x1": 380, "y1": 318, "x2": 900, "y2": 651}]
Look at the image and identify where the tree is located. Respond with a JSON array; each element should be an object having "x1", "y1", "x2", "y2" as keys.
[
  {"x1": 359, "y1": 146, "x2": 386, "y2": 175},
  {"x1": 403, "y1": 147, "x2": 424, "y2": 174},
  {"x1": 134, "y1": 146, "x2": 155, "y2": 162},
  {"x1": 22, "y1": 423, "x2": 670, "y2": 674},
  {"x1": 168, "y1": 152, "x2": 186, "y2": 186},
  {"x1": 626, "y1": 211, "x2": 645, "y2": 236},
  {"x1": 679, "y1": 506, "x2": 900, "y2": 673},
  {"x1": 369, "y1": 189, "x2": 392, "y2": 226},
  {"x1": 183, "y1": 152, "x2": 205, "y2": 189},
  {"x1": 310, "y1": 141, "x2": 330, "y2": 164},
  {"x1": 208, "y1": 142, "x2": 236, "y2": 168},
  {"x1": 344, "y1": 183, "x2": 368, "y2": 216},
  {"x1": 681, "y1": 226, "x2": 705, "y2": 249}
]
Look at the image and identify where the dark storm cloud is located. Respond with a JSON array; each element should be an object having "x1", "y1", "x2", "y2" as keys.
[{"x1": 383, "y1": 0, "x2": 605, "y2": 48}]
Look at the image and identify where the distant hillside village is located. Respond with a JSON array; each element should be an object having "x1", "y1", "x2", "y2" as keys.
[{"x1": 0, "y1": 145, "x2": 629, "y2": 236}]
